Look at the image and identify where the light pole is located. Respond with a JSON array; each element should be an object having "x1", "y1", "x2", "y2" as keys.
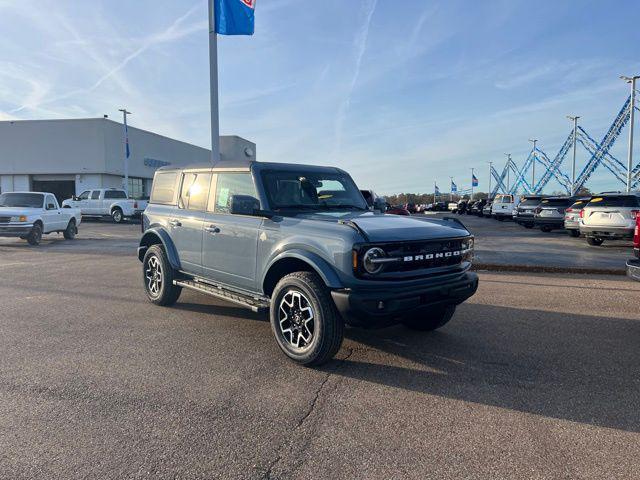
[
  {"x1": 529, "y1": 139, "x2": 537, "y2": 192},
  {"x1": 118, "y1": 108, "x2": 131, "y2": 195},
  {"x1": 470, "y1": 167, "x2": 475, "y2": 201},
  {"x1": 504, "y1": 153, "x2": 511, "y2": 193},
  {"x1": 567, "y1": 116, "x2": 580, "y2": 196},
  {"x1": 621, "y1": 75, "x2": 639, "y2": 193},
  {"x1": 488, "y1": 162, "x2": 493, "y2": 200}
]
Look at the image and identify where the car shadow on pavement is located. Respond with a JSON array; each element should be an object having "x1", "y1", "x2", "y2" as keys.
[{"x1": 340, "y1": 303, "x2": 640, "y2": 433}]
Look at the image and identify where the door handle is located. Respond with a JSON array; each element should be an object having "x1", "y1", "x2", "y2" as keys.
[
  {"x1": 168, "y1": 219, "x2": 182, "y2": 227},
  {"x1": 205, "y1": 225, "x2": 220, "y2": 234}
]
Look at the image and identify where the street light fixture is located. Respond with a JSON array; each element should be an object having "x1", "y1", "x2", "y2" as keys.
[{"x1": 621, "y1": 75, "x2": 639, "y2": 193}]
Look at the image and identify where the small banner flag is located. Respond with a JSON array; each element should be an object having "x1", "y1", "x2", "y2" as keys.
[
  {"x1": 472, "y1": 174, "x2": 478, "y2": 187},
  {"x1": 435, "y1": 185, "x2": 440, "y2": 195},
  {"x1": 451, "y1": 181, "x2": 457, "y2": 193},
  {"x1": 214, "y1": 0, "x2": 256, "y2": 35}
]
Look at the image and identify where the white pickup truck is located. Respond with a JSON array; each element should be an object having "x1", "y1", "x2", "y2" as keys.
[
  {"x1": 62, "y1": 188, "x2": 147, "y2": 223},
  {"x1": 0, "y1": 192, "x2": 81, "y2": 245}
]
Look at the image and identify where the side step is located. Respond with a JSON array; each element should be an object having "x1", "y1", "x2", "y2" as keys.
[{"x1": 174, "y1": 279, "x2": 270, "y2": 313}]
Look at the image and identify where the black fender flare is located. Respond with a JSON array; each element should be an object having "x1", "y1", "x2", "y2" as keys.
[
  {"x1": 138, "y1": 228, "x2": 181, "y2": 270},
  {"x1": 261, "y1": 249, "x2": 344, "y2": 292}
]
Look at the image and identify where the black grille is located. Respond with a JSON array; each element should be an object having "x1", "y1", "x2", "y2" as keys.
[
  {"x1": 0, "y1": 216, "x2": 11, "y2": 223},
  {"x1": 380, "y1": 239, "x2": 465, "y2": 273}
]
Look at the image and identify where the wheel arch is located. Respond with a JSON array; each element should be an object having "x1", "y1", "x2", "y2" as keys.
[
  {"x1": 262, "y1": 250, "x2": 343, "y2": 297},
  {"x1": 138, "y1": 228, "x2": 181, "y2": 270}
]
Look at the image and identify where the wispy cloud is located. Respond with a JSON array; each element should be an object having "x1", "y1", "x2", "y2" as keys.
[{"x1": 334, "y1": 0, "x2": 377, "y2": 159}]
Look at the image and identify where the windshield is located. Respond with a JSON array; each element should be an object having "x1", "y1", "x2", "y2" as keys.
[
  {"x1": 0, "y1": 193, "x2": 44, "y2": 208},
  {"x1": 495, "y1": 195, "x2": 513, "y2": 204},
  {"x1": 586, "y1": 195, "x2": 640, "y2": 208},
  {"x1": 262, "y1": 170, "x2": 367, "y2": 211}
]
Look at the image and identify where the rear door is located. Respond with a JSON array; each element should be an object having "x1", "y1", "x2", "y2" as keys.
[
  {"x1": 201, "y1": 172, "x2": 262, "y2": 291},
  {"x1": 169, "y1": 171, "x2": 212, "y2": 275},
  {"x1": 583, "y1": 196, "x2": 639, "y2": 228},
  {"x1": 86, "y1": 190, "x2": 102, "y2": 215}
]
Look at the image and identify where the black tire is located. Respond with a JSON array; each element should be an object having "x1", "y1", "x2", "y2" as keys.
[
  {"x1": 402, "y1": 305, "x2": 456, "y2": 331},
  {"x1": 270, "y1": 271, "x2": 344, "y2": 366},
  {"x1": 63, "y1": 219, "x2": 76, "y2": 240},
  {"x1": 568, "y1": 229, "x2": 580, "y2": 238},
  {"x1": 111, "y1": 208, "x2": 124, "y2": 223},
  {"x1": 142, "y1": 245, "x2": 182, "y2": 306},
  {"x1": 27, "y1": 223, "x2": 42, "y2": 246},
  {"x1": 587, "y1": 237, "x2": 604, "y2": 246},
  {"x1": 540, "y1": 225, "x2": 552, "y2": 233}
]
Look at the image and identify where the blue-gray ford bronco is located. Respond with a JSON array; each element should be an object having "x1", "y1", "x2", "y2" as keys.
[{"x1": 138, "y1": 162, "x2": 478, "y2": 365}]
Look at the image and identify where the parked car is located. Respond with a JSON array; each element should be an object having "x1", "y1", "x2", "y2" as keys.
[
  {"x1": 627, "y1": 211, "x2": 640, "y2": 281},
  {"x1": 514, "y1": 195, "x2": 544, "y2": 228},
  {"x1": 62, "y1": 188, "x2": 147, "y2": 223},
  {"x1": 491, "y1": 194, "x2": 520, "y2": 221},
  {"x1": 432, "y1": 201, "x2": 447, "y2": 212},
  {"x1": 138, "y1": 162, "x2": 478, "y2": 366},
  {"x1": 468, "y1": 199, "x2": 487, "y2": 216},
  {"x1": 482, "y1": 202, "x2": 493, "y2": 217},
  {"x1": 0, "y1": 192, "x2": 81, "y2": 245},
  {"x1": 579, "y1": 192, "x2": 640, "y2": 246},
  {"x1": 360, "y1": 189, "x2": 386, "y2": 213},
  {"x1": 456, "y1": 200, "x2": 469, "y2": 215},
  {"x1": 404, "y1": 203, "x2": 417, "y2": 214},
  {"x1": 447, "y1": 202, "x2": 458, "y2": 212},
  {"x1": 385, "y1": 204, "x2": 411, "y2": 216},
  {"x1": 563, "y1": 197, "x2": 591, "y2": 237},
  {"x1": 534, "y1": 197, "x2": 576, "y2": 232}
]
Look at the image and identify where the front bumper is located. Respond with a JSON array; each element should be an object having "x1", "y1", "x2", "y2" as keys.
[
  {"x1": 579, "y1": 225, "x2": 634, "y2": 239},
  {"x1": 331, "y1": 271, "x2": 479, "y2": 328},
  {"x1": 627, "y1": 258, "x2": 640, "y2": 281},
  {"x1": 0, "y1": 224, "x2": 34, "y2": 238}
]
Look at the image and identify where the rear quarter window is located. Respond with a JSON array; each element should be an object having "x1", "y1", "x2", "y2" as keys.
[
  {"x1": 104, "y1": 190, "x2": 127, "y2": 199},
  {"x1": 150, "y1": 172, "x2": 179, "y2": 205}
]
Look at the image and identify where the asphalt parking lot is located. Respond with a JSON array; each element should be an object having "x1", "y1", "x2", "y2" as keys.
[
  {"x1": 425, "y1": 212, "x2": 632, "y2": 272},
  {"x1": 1, "y1": 223, "x2": 639, "y2": 479}
]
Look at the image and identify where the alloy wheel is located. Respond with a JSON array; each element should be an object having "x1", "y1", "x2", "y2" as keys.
[
  {"x1": 278, "y1": 290, "x2": 315, "y2": 350},
  {"x1": 145, "y1": 255, "x2": 163, "y2": 297}
]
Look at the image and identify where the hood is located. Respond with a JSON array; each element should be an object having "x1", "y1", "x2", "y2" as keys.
[
  {"x1": 0, "y1": 207, "x2": 41, "y2": 216},
  {"x1": 294, "y1": 211, "x2": 470, "y2": 242}
]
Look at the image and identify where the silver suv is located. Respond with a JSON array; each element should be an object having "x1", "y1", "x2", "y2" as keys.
[
  {"x1": 579, "y1": 192, "x2": 640, "y2": 246},
  {"x1": 563, "y1": 198, "x2": 590, "y2": 237}
]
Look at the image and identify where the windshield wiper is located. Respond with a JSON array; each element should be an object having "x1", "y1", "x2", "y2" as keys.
[
  {"x1": 321, "y1": 204, "x2": 367, "y2": 211},
  {"x1": 274, "y1": 204, "x2": 321, "y2": 211}
]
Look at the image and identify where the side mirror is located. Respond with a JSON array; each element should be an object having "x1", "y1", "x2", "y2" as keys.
[
  {"x1": 72, "y1": 195, "x2": 78, "y2": 201},
  {"x1": 229, "y1": 195, "x2": 260, "y2": 216},
  {"x1": 373, "y1": 198, "x2": 386, "y2": 213}
]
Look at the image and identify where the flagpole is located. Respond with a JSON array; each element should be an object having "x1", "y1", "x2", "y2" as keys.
[
  {"x1": 470, "y1": 168, "x2": 474, "y2": 201},
  {"x1": 119, "y1": 108, "x2": 131, "y2": 196},
  {"x1": 208, "y1": 0, "x2": 221, "y2": 164}
]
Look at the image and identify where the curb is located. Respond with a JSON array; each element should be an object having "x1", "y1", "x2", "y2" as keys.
[{"x1": 471, "y1": 263, "x2": 626, "y2": 276}]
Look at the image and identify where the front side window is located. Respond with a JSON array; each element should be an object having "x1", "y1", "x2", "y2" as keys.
[
  {"x1": 179, "y1": 172, "x2": 211, "y2": 211},
  {"x1": 91, "y1": 191, "x2": 101, "y2": 200},
  {"x1": 0, "y1": 193, "x2": 44, "y2": 208},
  {"x1": 78, "y1": 191, "x2": 90, "y2": 200},
  {"x1": 214, "y1": 173, "x2": 257, "y2": 214},
  {"x1": 45, "y1": 195, "x2": 57, "y2": 209},
  {"x1": 261, "y1": 170, "x2": 367, "y2": 212}
]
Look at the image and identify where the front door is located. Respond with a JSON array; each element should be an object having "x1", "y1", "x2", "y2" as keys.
[
  {"x1": 201, "y1": 172, "x2": 261, "y2": 291},
  {"x1": 169, "y1": 171, "x2": 211, "y2": 276}
]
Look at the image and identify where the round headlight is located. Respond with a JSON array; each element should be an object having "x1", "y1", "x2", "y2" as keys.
[{"x1": 363, "y1": 247, "x2": 386, "y2": 274}]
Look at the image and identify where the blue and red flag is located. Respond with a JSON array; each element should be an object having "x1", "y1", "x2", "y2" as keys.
[
  {"x1": 472, "y1": 174, "x2": 478, "y2": 187},
  {"x1": 451, "y1": 181, "x2": 457, "y2": 193},
  {"x1": 214, "y1": 0, "x2": 256, "y2": 35}
]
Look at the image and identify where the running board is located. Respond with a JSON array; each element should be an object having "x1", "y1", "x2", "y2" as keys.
[{"x1": 174, "y1": 279, "x2": 270, "y2": 313}]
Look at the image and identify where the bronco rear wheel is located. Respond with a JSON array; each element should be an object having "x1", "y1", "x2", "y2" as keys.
[
  {"x1": 270, "y1": 271, "x2": 344, "y2": 366},
  {"x1": 402, "y1": 305, "x2": 456, "y2": 331},
  {"x1": 143, "y1": 245, "x2": 181, "y2": 306}
]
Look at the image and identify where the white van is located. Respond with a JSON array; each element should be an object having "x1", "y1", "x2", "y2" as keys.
[{"x1": 491, "y1": 194, "x2": 520, "y2": 221}]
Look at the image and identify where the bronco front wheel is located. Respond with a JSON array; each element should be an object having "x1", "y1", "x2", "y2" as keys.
[
  {"x1": 402, "y1": 304, "x2": 456, "y2": 331},
  {"x1": 270, "y1": 272, "x2": 344, "y2": 366}
]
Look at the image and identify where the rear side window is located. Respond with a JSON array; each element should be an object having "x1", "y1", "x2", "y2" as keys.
[
  {"x1": 587, "y1": 196, "x2": 639, "y2": 208},
  {"x1": 150, "y1": 172, "x2": 179, "y2": 205},
  {"x1": 91, "y1": 191, "x2": 101, "y2": 200},
  {"x1": 213, "y1": 173, "x2": 257, "y2": 213},
  {"x1": 179, "y1": 172, "x2": 212, "y2": 211},
  {"x1": 104, "y1": 190, "x2": 127, "y2": 199}
]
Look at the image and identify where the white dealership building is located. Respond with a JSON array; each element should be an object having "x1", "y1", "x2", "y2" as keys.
[{"x1": 0, "y1": 118, "x2": 256, "y2": 203}]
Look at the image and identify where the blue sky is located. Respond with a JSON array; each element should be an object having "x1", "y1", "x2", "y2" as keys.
[{"x1": 0, "y1": 0, "x2": 638, "y2": 195}]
